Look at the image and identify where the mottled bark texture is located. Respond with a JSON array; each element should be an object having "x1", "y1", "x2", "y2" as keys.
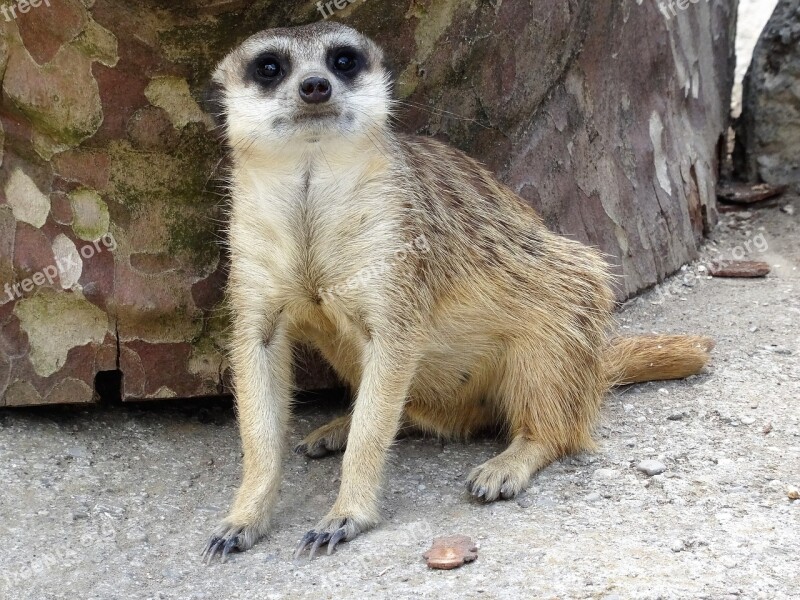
[
  {"x1": 0, "y1": 0, "x2": 736, "y2": 406},
  {"x1": 735, "y1": 0, "x2": 800, "y2": 184}
]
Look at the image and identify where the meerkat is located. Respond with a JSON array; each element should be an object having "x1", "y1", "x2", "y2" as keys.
[{"x1": 202, "y1": 21, "x2": 714, "y2": 562}]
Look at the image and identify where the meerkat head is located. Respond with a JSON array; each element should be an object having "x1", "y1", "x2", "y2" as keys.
[{"x1": 208, "y1": 22, "x2": 391, "y2": 150}]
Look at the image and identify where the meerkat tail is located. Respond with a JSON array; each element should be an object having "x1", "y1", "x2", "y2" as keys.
[{"x1": 605, "y1": 335, "x2": 715, "y2": 385}]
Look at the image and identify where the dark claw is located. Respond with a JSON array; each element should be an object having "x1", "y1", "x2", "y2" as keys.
[
  {"x1": 203, "y1": 537, "x2": 225, "y2": 565},
  {"x1": 294, "y1": 441, "x2": 331, "y2": 458},
  {"x1": 294, "y1": 530, "x2": 317, "y2": 559},
  {"x1": 309, "y1": 532, "x2": 331, "y2": 559},
  {"x1": 201, "y1": 536, "x2": 221, "y2": 560},
  {"x1": 327, "y1": 528, "x2": 347, "y2": 555},
  {"x1": 221, "y1": 536, "x2": 240, "y2": 563},
  {"x1": 203, "y1": 531, "x2": 242, "y2": 564}
]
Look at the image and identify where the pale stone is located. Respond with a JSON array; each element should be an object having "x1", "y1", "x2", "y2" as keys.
[
  {"x1": 51, "y1": 234, "x2": 83, "y2": 290},
  {"x1": 2, "y1": 45, "x2": 103, "y2": 149},
  {"x1": 74, "y1": 18, "x2": 119, "y2": 67},
  {"x1": 152, "y1": 386, "x2": 178, "y2": 399},
  {"x1": 144, "y1": 76, "x2": 210, "y2": 129},
  {"x1": 4, "y1": 168, "x2": 51, "y2": 228},
  {"x1": 69, "y1": 188, "x2": 110, "y2": 241}
]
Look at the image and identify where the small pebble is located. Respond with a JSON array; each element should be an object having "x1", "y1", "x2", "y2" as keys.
[
  {"x1": 585, "y1": 492, "x2": 601, "y2": 502},
  {"x1": 536, "y1": 496, "x2": 558, "y2": 508},
  {"x1": 516, "y1": 495, "x2": 534, "y2": 509},
  {"x1": 670, "y1": 539, "x2": 686, "y2": 552},
  {"x1": 636, "y1": 460, "x2": 666, "y2": 476},
  {"x1": 127, "y1": 530, "x2": 149, "y2": 544},
  {"x1": 67, "y1": 447, "x2": 90, "y2": 460},
  {"x1": 592, "y1": 468, "x2": 619, "y2": 480},
  {"x1": 765, "y1": 344, "x2": 792, "y2": 355},
  {"x1": 740, "y1": 416, "x2": 755, "y2": 425}
]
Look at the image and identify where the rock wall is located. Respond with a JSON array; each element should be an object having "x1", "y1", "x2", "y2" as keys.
[
  {"x1": 735, "y1": 0, "x2": 800, "y2": 184},
  {"x1": 0, "y1": 0, "x2": 737, "y2": 406}
]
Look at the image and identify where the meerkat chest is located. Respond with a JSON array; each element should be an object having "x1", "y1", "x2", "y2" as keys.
[{"x1": 230, "y1": 151, "x2": 400, "y2": 308}]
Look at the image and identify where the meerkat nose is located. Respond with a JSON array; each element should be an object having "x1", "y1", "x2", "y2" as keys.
[{"x1": 299, "y1": 76, "x2": 332, "y2": 104}]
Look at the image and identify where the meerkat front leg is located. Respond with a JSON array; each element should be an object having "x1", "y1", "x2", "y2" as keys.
[
  {"x1": 295, "y1": 337, "x2": 417, "y2": 557},
  {"x1": 203, "y1": 306, "x2": 292, "y2": 563}
]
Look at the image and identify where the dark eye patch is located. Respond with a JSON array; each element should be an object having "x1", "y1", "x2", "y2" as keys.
[
  {"x1": 328, "y1": 47, "x2": 366, "y2": 80},
  {"x1": 248, "y1": 52, "x2": 289, "y2": 87}
]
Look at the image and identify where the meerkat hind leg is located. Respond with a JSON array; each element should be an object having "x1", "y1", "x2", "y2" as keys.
[
  {"x1": 294, "y1": 415, "x2": 351, "y2": 458},
  {"x1": 467, "y1": 342, "x2": 600, "y2": 502}
]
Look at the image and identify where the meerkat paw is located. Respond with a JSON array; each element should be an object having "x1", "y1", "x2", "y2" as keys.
[
  {"x1": 202, "y1": 517, "x2": 269, "y2": 564},
  {"x1": 466, "y1": 455, "x2": 531, "y2": 502},
  {"x1": 294, "y1": 511, "x2": 374, "y2": 559},
  {"x1": 293, "y1": 415, "x2": 350, "y2": 458}
]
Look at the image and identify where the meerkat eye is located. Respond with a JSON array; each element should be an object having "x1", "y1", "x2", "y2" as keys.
[
  {"x1": 331, "y1": 49, "x2": 361, "y2": 77},
  {"x1": 253, "y1": 55, "x2": 283, "y2": 82}
]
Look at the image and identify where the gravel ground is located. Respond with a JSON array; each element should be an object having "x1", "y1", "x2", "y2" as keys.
[{"x1": 1, "y1": 195, "x2": 798, "y2": 600}]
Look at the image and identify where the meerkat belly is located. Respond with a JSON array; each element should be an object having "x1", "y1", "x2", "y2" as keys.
[{"x1": 405, "y1": 315, "x2": 506, "y2": 438}]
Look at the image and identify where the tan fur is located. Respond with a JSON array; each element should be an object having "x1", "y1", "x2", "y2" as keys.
[
  {"x1": 202, "y1": 22, "x2": 714, "y2": 561},
  {"x1": 606, "y1": 335, "x2": 715, "y2": 385}
]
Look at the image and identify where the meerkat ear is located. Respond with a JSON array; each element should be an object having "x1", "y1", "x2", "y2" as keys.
[{"x1": 202, "y1": 72, "x2": 228, "y2": 135}]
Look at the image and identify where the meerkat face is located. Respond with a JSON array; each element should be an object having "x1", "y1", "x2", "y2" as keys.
[{"x1": 209, "y1": 22, "x2": 392, "y2": 149}]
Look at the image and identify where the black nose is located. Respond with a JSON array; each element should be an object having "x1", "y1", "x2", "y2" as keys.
[{"x1": 299, "y1": 77, "x2": 332, "y2": 104}]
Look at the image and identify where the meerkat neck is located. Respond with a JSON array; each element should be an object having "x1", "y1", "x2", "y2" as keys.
[{"x1": 232, "y1": 125, "x2": 396, "y2": 176}]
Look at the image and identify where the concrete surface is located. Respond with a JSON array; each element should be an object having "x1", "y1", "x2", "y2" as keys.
[{"x1": 1, "y1": 197, "x2": 798, "y2": 599}]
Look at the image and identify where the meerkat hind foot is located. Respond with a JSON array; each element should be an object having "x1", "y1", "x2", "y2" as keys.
[
  {"x1": 294, "y1": 415, "x2": 351, "y2": 458},
  {"x1": 466, "y1": 437, "x2": 555, "y2": 502}
]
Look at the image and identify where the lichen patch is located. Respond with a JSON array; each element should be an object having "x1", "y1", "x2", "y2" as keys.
[{"x1": 14, "y1": 289, "x2": 108, "y2": 378}]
